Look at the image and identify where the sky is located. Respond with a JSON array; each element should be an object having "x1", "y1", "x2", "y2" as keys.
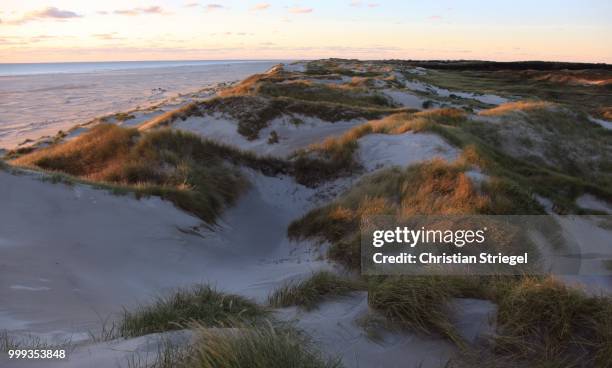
[{"x1": 1, "y1": 0, "x2": 611, "y2": 63}]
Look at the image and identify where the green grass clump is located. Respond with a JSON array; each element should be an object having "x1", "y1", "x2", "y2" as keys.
[
  {"x1": 120, "y1": 285, "x2": 266, "y2": 337},
  {"x1": 367, "y1": 276, "x2": 461, "y2": 344},
  {"x1": 188, "y1": 324, "x2": 341, "y2": 368},
  {"x1": 114, "y1": 112, "x2": 136, "y2": 121},
  {"x1": 268, "y1": 271, "x2": 362, "y2": 310},
  {"x1": 257, "y1": 81, "x2": 392, "y2": 108},
  {"x1": 494, "y1": 277, "x2": 612, "y2": 367}
]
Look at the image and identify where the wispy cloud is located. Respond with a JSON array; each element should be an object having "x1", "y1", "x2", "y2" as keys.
[
  {"x1": 428, "y1": 15, "x2": 442, "y2": 20},
  {"x1": 210, "y1": 31, "x2": 254, "y2": 36},
  {"x1": 289, "y1": 7, "x2": 313, "y2": 14},
  {"x1": 251, "y1": 3, "x2": 271, "y2": 11},
  {"x1": 205, "y1": 4, "x2": 224, "y2": 12},
  {"x1": 2, "y1": 7, "x2": 81, "y2": 25},
  {"x1": 184, "y1": 2, "x2": 199, "y2": 7},
  {"x1": 114, "y1": 6, "x2": 166, "y2": 16},
  {"x1": 92, "y1": 33, "x2": 125, "y2": 40}
]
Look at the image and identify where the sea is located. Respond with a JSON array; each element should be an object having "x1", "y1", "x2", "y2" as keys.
[{"x1": 0, "y1": 60, "x2": 282, "y2": 149}]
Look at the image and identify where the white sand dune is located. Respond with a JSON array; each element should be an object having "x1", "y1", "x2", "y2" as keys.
[
  {"x1": 382, "y1": 89, "x2": 427, "y2": 109},
  {"x1": 176, "y1": 113, "x2": 366, "y2": 158},
  {"x1": 403, "y1": 80, "x2": 509, "y2": 106},
  {"x1": 0, "y1": 169, "x2": 336, "y2": 342},
  {"x1": 357, "y1": 131, "x2": 460, "y2": 172},
  {"x1": 276, "y1": 293, "x2": 496, "y2": 368}
]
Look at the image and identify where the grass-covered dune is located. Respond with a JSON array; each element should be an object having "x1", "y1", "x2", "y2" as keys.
[
  {"x1": 138, "y1": 65, "x2": 413, "y2": 141},
  {"x1": 11, "y1": 124, "x2": 287, "y2": 224},
  {"x1": 117, "y1": 284, "x2": 340, "y2": 368},
  {"x1": 120, "y1": 285, "x2": 266, "y2": 338},
  {"x1": 289, "y1": 158, "x2": 542, "y2": 270}
]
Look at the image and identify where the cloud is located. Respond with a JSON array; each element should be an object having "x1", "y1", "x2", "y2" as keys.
[
  {"x1": 2, "y1": 7, "x2": 81, "y2": 25},
  {"x1": 205, "y1": 4, "x2": 224, "y2": 12},
  {"x1": 251, "y1": 3, "x2": 270, "y2": 11},
  {"x1": 30, "y1": 7, "x2": 80, "y2": 19},
  {"x1": 92, "y1": 33, "x2": 124, "y2": 40},
  {"x1": 368, "y1": 3, "x2": 380, "y2": 7},
  {"x1": 428, "y1": 15, "x2": 442, "y2": 20},
  {"x1": 210, "y1": 31, "x2": 254, "y2": 36},
  {"x1": 349, "y1": 1, "x2": 362, "y2": 6},
  {"x1": 289, "y1": 7, "x2": 313, "y2": 14},
  {"x1": 184, "y1": 2, "x2": 199, "y2": 7},
  {"x1": 114, "y1": 6, "x2": 165, "y2": 16}
]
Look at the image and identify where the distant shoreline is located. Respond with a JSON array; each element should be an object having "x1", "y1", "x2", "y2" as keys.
[{"x1": 0, "y1": 59, "x2": 288, "y2": 77}]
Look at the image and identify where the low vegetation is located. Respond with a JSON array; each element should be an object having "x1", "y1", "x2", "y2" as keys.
[
  {"x1": 408, "y1": 67, "x2": 612, "y2": 119},
  {"x1": 11, "y1": 124, "x2": 288, "y2": 223},
  {"x1": 120, "y1": 285, "x2": 266, "y2": 337},
  {"x1": 256, "y1": 81, "x2": 392, "y2": 108},
  {"x1": 367, "y1": 276, "x2": 462, "y2": 345},
  {"x1": 113, "y1": 112, "x2": 136, "y2": 121},
  {"x1": 289, "y1": 158, "x2": 541, "y2": 269},
  {"x1": 493, "y1": 277, "x2": 612, "y2": 367},
  {"x1": 478, "y1": 100, "x2": 554, "y2": 116},
  {"x1": 185, "y1": 324, "x2": 341, "y2": 368},
  {"x1": 291, "y1": 109, "x2": 464, "y2": 183},
  {"x1": 268, "y1": 271, "x2": 362, "y2": 310}
]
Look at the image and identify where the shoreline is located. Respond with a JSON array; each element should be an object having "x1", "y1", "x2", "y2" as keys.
[{"x1": 0, "y1": 61, "x2": 279, "y2": 150}]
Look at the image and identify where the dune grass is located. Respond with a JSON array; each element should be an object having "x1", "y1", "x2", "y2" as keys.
[
  {"x1": 291, "y1": 109, "x2": 464, "y2": 184},
  {"x1": 199, "y1": 95, "x2": 402, "y2": 141},
  {"x1": 268, "y1": 271, "x2": 362, "y2": 310},
  {"x1": 412, "y1": 68, "x2": 612, "y2": 118},
  {"x1": 138, "y1": 103, "x2": 202, "y2": 130},
  {"x1": 494, "y1": 277, "x2": 612, "y2": 367},
  {"x1": 429, "y1": 106, "x2": 612, "y2": 212},
  {"x1": 289, "y1": 158, "x2": 540, "y2": 270},
  {"x1": 11, "y1": 124, "x2": 290, "y2": 223},
  {"x1": 479, "y1": 100, "x2": 555, "y2": 116},
  {"x1": 367, "y1": 276, "x2": 462, "y2": 345},
  {"x1": 120, "y1": 285, "x2": 267, "y2": 338},
  {"x1": 186, "y1": 324, "x2": 341, "y2": 368},
  {"x1": 256, "y1": 80, "x2": 392, "y2": 108}
]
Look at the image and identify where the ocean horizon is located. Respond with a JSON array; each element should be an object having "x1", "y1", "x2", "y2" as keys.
[{"x1": 0, "y1": 59, "x2": 288, "y2": 77}]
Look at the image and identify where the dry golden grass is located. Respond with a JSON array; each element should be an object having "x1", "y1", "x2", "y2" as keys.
[
  {"x1": 139, "y1": 103, "x2": 202, "y2": 131},
  {"x1": 303, "y1": 108, "x2": 465, "y2": 169},
  {"x1": 494, "y1": 276, "x2": 612, "y2": 367},
  {"x1": 218, "y1": 73, "x2": 272, "y2": 97},
  {"x1": 289, "y1": 156, "x2": 535, "y2": 269},
  {"x1": 12, "y1": 125, "x2": 251, "y2": 223},
  {"x1": 398, "y1": 159, "x2": 489, "y2": 217},
  {"x1": 599, "y1": 107, "x2": 612, "y2": 121},
  {"x1": 14, "y1": 124, "x2": 138, "y2": 179},
  {"x1": 479, "y1": 100, "x2": 554, "y2": 116}
]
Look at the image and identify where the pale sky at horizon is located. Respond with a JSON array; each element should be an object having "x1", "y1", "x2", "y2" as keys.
[{"x1": 1, "y1": 0, "x2": 611, "y2": 63}]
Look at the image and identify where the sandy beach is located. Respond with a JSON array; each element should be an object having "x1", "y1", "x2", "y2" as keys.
[{"x1": 0, "y1": 61, "x2": 278, "y2": 149}]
